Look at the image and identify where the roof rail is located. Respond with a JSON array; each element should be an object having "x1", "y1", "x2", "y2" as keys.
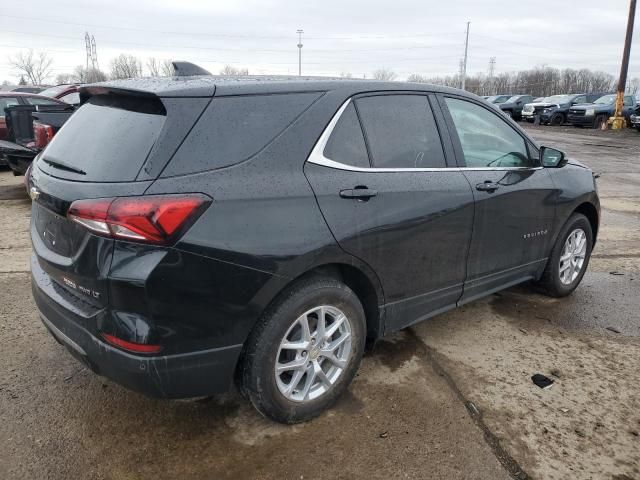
[{"x1": 171, "y1": 61, "x2": 211, "y2": 77}]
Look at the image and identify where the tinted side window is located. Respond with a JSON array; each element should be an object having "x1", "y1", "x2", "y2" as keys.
[
  {"x1": 164, "y1": 93, "x2": 320, "y2": 176},
  {"x1": 323, "y1": 103, "x2": 369, "y2": 168},
  {"x1": 445, "y1": 97, "x2": 533, "y2": 168},
  {"x1": 355, "y1": 95, "x2": 446, "y2": 168},
  {"x1": 573, "y1": 96, "x2": 587, "y2": 104},
  {"x1": 624, "y1": 96, "x2": 634, "y2": 106}
]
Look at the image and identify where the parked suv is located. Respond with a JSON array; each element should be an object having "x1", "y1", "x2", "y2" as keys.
[
  {"x1": 29, "y1": 71, "x2": 599, "y2": 423},
  {"x1": 522, "y1": 93, "x2": 605, "y2": 125},
  {"x1": 497, "y1": 95, "x2": 533, "y2": 119},
  {"x1": 567, "y1": 94, "x2": 636, "y2": 128}
]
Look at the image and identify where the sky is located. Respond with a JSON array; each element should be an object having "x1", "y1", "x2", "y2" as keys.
[{"x1": 0, "y1": 0, "x2": 638, "y2": 84}]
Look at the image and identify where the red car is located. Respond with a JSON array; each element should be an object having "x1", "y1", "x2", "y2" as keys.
[
  {"x1": 0, "y1": 92, "x2": 68, "y2": 141},
  {"x1": 37, "y1": 84, "x2": 82, "y2": 106}
]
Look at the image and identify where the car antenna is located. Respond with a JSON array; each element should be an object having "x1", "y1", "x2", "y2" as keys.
[{"x1": 171, "y1": 61, "x2": 212, "y2": 77}]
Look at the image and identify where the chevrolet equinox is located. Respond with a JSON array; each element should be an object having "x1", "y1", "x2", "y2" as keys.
[{"x1": 29, "y1": 68, "x2": 600, "y2": 423}]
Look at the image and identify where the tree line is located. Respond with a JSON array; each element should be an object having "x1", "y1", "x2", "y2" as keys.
[{"x1": 5, "y1": 50, "x2": 639, "y2": 97}]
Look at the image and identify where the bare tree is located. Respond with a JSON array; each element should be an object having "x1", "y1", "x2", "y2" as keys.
[
  {"x1": 147, "y1": 58, "x2": 160, "y2": 77},
  {"x1": 110, "y1": 54, "x2": 143, "y2": 80},
  {"x1": 219, "y1": 64, "x2": 249, "y2": 76},
  {"x1": 73, "y1": 66, "x2": 108, "y2": 83},
  {"x1": 161, "y1": 59, "x2": 174, "y2": 76},
  {"x1": 55, "y1": 73, "x2": 75, "y2": 84},
  {"x1": 8, "y1": 49, "x2": 53, "y2": 85},
  {"x1": 372, "y1": 68, "x2": 396, "y2": 81},
  {"x1": 406, "y1": 73, "x2": 429, "y2": 83}
]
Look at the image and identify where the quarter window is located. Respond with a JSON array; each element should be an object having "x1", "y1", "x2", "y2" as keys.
[
  {"x1": 323, "y1": 103, "x2": 369, "y2": 168},
  {"x1": 355, "y1": 95, "x2": 446, "y2": 169},
  {"x1": 445, "y1": 97, "x2": 534, "y2": 168}
]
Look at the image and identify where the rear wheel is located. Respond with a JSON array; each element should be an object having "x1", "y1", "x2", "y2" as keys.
[
  {"x1": 241, "y1": 276, "x2": 366, "y2": 423},
  {"x1": 537, "y1": 213, "x2": 593, "y2": 297},
  {"x1": 594, "y1": 114, "x2": 607, "y2": 129},
  {"x1": 504, "y1": 110, "x2": 513, "y2": 118}
]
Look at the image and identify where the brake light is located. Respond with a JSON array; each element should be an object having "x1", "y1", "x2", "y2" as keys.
[
  {"x1": 34, "y1": 123, "x2": 54, "y2": 150},
  {"x1": 101, "y1": 333, "x2": 162, "y2": 354},
  {"x1": 67, "y1": 194, "x2": 210, "y2": 244}
]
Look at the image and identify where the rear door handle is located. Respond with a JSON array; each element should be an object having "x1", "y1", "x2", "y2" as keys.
[
  {"x1": 475, "y1": 181, "x2": 500, "y2": 192},
  {"x1": 339, "y1": 187, "x2": 378, "y2": 200}
]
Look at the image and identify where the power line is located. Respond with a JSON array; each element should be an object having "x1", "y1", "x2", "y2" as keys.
[{"x1": 0, "y1": 14, "x2": 464, "y2": 40}]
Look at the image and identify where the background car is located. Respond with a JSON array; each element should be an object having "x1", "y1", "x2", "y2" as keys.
[
  {"x1": 567, "y1": 94, "x2": 637, "y2": 128},
  {"x1": 37, "y1": 84, "x2": 82, "y2": 106},
  {"x1": 485, "y1": 94, "x2": 512, "y2": 104},
  {"x1": 498, "y1": 94, "x2": 533, "y2": 119}
]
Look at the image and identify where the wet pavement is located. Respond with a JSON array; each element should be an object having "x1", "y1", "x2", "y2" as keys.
[{"x1": 1, "y1": 124, "x2": 639, "y2": 479}]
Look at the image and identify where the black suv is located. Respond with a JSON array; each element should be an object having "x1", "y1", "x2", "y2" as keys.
[
  {"x1": 29, "y1": 69, "x2": 600, "y2": 423},
  {"x1": 567, "y1": 93, "x2": 637, "y2": 128},
  {"x1": 497, "y1": 95, "x2": 533, "y2": 120}
]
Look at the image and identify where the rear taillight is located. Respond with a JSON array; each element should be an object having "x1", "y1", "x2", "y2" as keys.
[
  {"x1": 67, "y1": 194, "x2": 210, "y2": 245},
  {"x1": 34, "y1": 123, "x2": 54, "y2": 150},
  {"x1": 101, "y1": 333, "x2": 162, "y2": 354}
]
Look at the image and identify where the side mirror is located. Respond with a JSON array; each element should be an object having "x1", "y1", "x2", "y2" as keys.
[{"x1": 540, "y1": 146, "x2": 567, "y2": 168}]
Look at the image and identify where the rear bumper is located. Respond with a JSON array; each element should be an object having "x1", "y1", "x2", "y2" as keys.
[{"x1": 32, "y1": 257, "x2": 243, "y2": 399}]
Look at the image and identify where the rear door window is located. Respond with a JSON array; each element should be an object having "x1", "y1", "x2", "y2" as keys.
[
  {"x1": 163, "y1": 92, "x2": 321, "y2": 177},
  {"x1": 40, "y1": 96, "x2": 166, "y2": 182},
  {"x1": 323, "y1": 103, "x2": 369, "y2": 168},
  {"x1": 355, "y1": 95, "x2": 446, "y2": 169}
]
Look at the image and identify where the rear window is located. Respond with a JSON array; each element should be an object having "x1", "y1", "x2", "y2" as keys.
[
  {"x1": 162, "y1": 92, "x2": 320, "y2": 177},
  {"x1": 40, "y1": 95, "x2": 165, "y2": 182}
]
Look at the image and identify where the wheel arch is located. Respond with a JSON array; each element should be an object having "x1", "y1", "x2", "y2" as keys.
[{"x1": 573, "y1": 201, "x2": 599, "y2": 244}]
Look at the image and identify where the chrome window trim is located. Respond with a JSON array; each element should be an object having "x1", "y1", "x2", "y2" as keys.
[{"x1": 306, "y1": 98, "x2": 543, "y2": 173}]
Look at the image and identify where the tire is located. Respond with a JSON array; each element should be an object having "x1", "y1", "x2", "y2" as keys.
[
  {"x1": 504, "y1": 110, "x2": 513, "y2": 118},
  {"x1": 550, "y1": 112, "x2": 564, "y2": 126},
  {"x1": 537, "y1": 213, "x2": 593, "y2": 297},
  {"x1": 594, "y1": 114, "x2": 607, "y2": 129},
  {"x1": 241, "y1": 276, "x2": 366, "y2": 423},
  {"x1": 635, "y1": 126, "x2": 640, "y2": 132}
]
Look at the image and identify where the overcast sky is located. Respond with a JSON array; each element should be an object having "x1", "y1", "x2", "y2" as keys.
[{"x1": 0, "y1": 0, "x2": 638, "y2": 83}]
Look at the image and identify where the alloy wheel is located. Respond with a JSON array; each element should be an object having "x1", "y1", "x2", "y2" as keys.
[
  {"x1": 559, "y1": 228, "x2": 587, "y2": 285},
  {"x1": 275, "y1": 305, "x2": 352, "y2": 403}
]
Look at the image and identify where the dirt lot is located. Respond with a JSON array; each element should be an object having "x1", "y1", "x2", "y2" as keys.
[{"x1": 1, "y1": 124, "x2": 639, "y2": 480}]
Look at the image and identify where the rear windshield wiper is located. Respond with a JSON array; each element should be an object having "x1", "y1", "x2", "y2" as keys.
[{"x1": 43, "y1": 158, "x2": 86, "y2": 175}]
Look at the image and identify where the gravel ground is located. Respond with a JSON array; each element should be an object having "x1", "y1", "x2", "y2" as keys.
[{"x1": 1, "y1": 124, "x2": 639, "y2": 480}]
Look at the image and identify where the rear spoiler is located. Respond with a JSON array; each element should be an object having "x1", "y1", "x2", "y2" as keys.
[{"x1": 172, "y1": 61, "x2": 211, "y2": 77}]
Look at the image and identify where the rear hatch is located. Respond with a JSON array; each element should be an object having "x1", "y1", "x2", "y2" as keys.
[{"x1": 30, "y1": 87, "x2": 211, "y2": 310}]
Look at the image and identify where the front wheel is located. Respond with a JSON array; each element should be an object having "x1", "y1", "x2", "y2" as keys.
[
  {"x1": 537, "y1": 213, "x2": 593, "y2": 297},
  {"x1": 241, "y1": 276, "x2": 366, "y2": 423},
  {"x1": 550, "y1": 112, "x2": 564, "y2": 125}
]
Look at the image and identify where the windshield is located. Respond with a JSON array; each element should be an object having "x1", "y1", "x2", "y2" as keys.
[
  {"x1": 506, "y1": 96, "x2": 522, "y2": 103},
  {"x1": 38, "y1": 85, "x2": 69, "y2": 98},
  {"x1": 542, "y1": 95, "x2": 570, "y2": 104},
  {"x1": 594, "y1": 95, "x2": 616, "y2": 105},
  {"x1": 487, "y1": 95, "x2": 509, "y2": 104}
]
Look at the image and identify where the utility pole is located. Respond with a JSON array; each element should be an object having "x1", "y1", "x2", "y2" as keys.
[
  {"x1": 461, "y1": 21, "x2": 470, "y2": 90},
  {"x1": 609, "y1": 0, "x2": 636, "y2": 129},
  {"x1": 488, "y1": 56, "x2": 496, "y2": 95},
  {"x1": 296, "y1": 29, "x2": 304, "y2": 76}
]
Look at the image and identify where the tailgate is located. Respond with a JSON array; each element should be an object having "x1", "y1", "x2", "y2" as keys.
[{"x1": 30, "y1": 173, "x2": 152, "y2": 310}]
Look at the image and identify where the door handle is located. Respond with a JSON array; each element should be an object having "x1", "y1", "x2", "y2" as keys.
[
  {"x1": 476, "y1": 181, "x2": 500, "y2": 192},
  {"x1": 339, "y1": 187, "x2": 378, "y2": 200}
]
